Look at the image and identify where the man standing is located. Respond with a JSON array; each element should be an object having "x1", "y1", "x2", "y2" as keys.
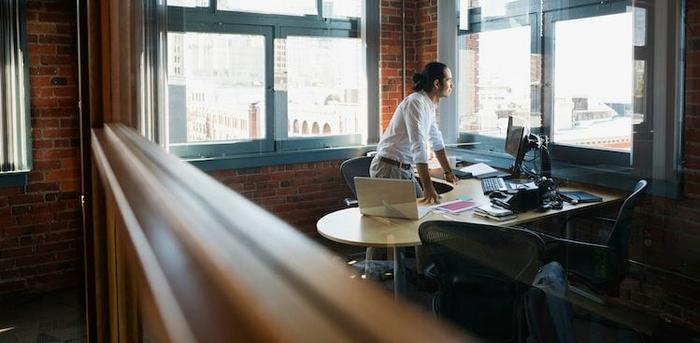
[{"x1": 371, "y1": 61, "x2": 457, "y2": 204}]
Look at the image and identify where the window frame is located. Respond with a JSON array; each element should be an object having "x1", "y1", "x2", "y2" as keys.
[
  {"x1": 452, "y1": 0, "x2": 639, "y2": 169},
  {"x1": 0, "y1": 0, "x2": 31, "y2": 185},
  {"x1": 165, "y1": 0, "x2": 379, "y2": 161},
  {"x1": 542, "y1": 0, "x2": 634, "y2": 167}
]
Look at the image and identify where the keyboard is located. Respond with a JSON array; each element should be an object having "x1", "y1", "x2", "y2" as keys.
[{"x1": 481, "y1": 177, "x2": 508, "y2": 194}]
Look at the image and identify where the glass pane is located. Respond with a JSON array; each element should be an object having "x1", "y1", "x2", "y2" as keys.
[
  {"x1": 323, "y1": 0, "x2": 362, "y2": 18},
  {"x1": 552, "y1": 12, "x2": 634, "y2": 152},
  {"x1": 633, "y1": 60, "x2": 646, "y2": 124},
  {"x1": 282, "y1": 37, "x2": 366, "y2": 138},
  {"x1": 468, "y1": 0, "x2": 530, "y2": 19},
  {"x1": 167, "y1": 0, "x2": 209, "y2": 7},
  {"x1": 218, "y1": 0, "x2": 317, "y2": 16},
  {"x1": 459, "y1": 0, "x2": 469, "y2": 30},
  {"x1": 458, "y1": 26, "x2": 533, "y2": 138},
  {"x1": 167, "y1": 32, "x2": 266, "y2": 143},
  {"x1": 633, "y1": 7, "x2": 647, "y2": 47}
]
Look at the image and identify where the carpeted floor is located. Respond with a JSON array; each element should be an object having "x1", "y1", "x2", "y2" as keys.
[{"x1": 0, "y1": 288, "x2": 86, "y2": 343}]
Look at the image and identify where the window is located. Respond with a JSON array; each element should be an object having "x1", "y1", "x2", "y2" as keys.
[
  {"x1": 168, "y1": 32, "x2": 266, "y2": 143},
  {"x1": 458, "y1": 22, "x2": 533, "y2": 138},
  {"x1": 0, "y1": 0, "x2": 30, "y2": 173},
  {"x1": 551, "y1": 12, "x2": 635, "y2": 151},
  {"x1": 452, "y1": 0, "x2": 673, "y2": 170},
  {"x1": 322, "y1": 0, "x2": 363, "y2": 19},
  {"x1": 282, "y1": 36, "x2": 365, "y2": 139},
  {"x1": 166, "y1": 1, "x2": 377, "y2": 159},
  {"x1": 218, "y1": 0, "x2": 317, "y2": 16},
  {"x1": 168, "y1": 0, "x2": 209, "y2": 8}
]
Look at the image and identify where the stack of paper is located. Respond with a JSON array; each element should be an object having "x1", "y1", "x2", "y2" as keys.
[
  {"x1": 459, "y1": 163, "x2": 509, "y2": 179},
  {"x1": 474, "y1": 203, "x2": 517, "y2": 222}
]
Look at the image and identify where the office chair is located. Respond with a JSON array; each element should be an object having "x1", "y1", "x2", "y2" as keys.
[
  {"x1": 542, "y1": 179, "x2": 648, "y2": 297},
  {"x1": 339, "y1": 156, "x2": 372, "y2": 207},
  {"x1": 339, "y1": 156, "x2": 393, "y2": 280},
  {"x1": 419, "y1": 221, "x2": 548, "y2": 341}
]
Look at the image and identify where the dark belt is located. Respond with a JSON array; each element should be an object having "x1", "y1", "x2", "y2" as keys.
[{"x1": 380, "y1": 157, "x2": 412, "y2": 170}]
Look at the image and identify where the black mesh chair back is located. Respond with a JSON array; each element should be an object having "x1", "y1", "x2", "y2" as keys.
[
  {"x1": 340, "y1": 156, "x2": 372, "y2": 199},
  {"x1": 606, "y1": 179, "x2": 648, "y2": 278},
  {"x1": 419, "y1": 221, "x2": 546, "y2": 341}
]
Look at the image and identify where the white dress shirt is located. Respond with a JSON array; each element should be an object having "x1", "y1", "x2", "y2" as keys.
[{"x1": 376, "y1": 91, "x2": 445, "y2": 165}]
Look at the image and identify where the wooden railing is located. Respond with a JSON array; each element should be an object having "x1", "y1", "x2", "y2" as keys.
[{"x1": 89, "y1": 123, "x2": 468, "y2": 342}]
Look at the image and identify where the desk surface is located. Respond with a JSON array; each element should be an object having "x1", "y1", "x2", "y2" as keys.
[{"x1": 317, "y1": 178, "x2": 624, "y2": 248}]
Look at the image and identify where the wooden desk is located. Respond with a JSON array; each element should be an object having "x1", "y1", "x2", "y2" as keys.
[{"x1": 316, "y1": 178, "x2": 624, "y2": 297}]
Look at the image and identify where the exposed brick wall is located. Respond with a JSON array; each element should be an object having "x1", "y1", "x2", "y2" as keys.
[
  {"x1": 0, "y1": 0, "x2": 82, "y2": 296},
  {"x1": 413, "y1": 0, "x2": 438, "y2": 72},
  {"x1": 379, "y1": 0, "x2": 410, "y2": 129},
  {"x1": 379, "y1": 0, "x2": 438, "y2": 130},
  {"x1": 209, "y1": 161, "x2": 351, "y2": 233}
]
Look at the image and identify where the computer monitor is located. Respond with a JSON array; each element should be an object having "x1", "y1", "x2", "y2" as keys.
[{"x1": 504, "y1": 116, "x2": 528, "y2": 177}]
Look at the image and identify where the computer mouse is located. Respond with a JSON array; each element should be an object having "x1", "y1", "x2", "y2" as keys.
[{"x1": 489, "y1": 191, "x2": 507, "y2": 199}]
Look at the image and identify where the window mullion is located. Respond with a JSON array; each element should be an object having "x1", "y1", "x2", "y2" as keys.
[{"x1": 541, "y1": 11, "x2": 554, "y2": 139}]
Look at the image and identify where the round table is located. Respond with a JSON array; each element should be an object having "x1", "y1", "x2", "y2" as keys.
[{"x1": 317, "y1": 207, "x2": 421, "y2": 297}]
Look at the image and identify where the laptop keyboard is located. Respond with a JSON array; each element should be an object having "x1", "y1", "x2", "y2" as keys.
[{"x1": 481, "y1": 177, "x2": 508, "y2": 194}]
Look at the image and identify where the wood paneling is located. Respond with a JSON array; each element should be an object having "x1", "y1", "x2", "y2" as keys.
[{"x1": 90, "y1": 123, "x2": 469, "y2": 341}]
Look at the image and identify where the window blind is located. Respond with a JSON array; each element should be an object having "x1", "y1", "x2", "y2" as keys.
[{"x1": 0, "y1": 0, "x2": 29, "y2": 172}]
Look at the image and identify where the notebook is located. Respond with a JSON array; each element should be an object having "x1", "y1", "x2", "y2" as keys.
[
  {"x1": 354, "y1": 177, "x2": 432, "y2": 220},
  {"x1": 435, "y1": 199, "x2": 478, "y2": 214},
  {"x1": 558, "y1": 191, "x2": 602, "y2": 204}
]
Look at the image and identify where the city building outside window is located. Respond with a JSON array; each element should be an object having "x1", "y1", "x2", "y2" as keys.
[{"x1": 165, "y1": 0, "x2": 376, "y2": 160}]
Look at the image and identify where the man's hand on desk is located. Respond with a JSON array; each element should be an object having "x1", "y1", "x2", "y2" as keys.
[
  {"x1": 420, "y1": 187, "x2": 441, "y2": 204},
  {"x1": 443, "y1": 170, "x2": 458, "y2": 185},
  {"x1": 417, "y1": 162, "x2": 442, "y2": 204}
]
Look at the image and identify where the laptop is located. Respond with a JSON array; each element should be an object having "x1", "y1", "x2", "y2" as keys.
[{"x1": 354, "y1": 177, "x2": 432, "y2": 220}]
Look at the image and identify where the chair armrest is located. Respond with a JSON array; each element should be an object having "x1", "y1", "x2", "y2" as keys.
[{"x1": 343, "y1": 198, "x2": 358, "y2": 207}]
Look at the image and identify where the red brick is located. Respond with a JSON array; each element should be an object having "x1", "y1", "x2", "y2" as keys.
[
  {"x1": 40, "y1": 55, "x2": 74, "y2": 65},
  {"x1": 16, "y1": 213, "x2": 53, "y2": 226},
  {"x1": 0, "y1": 247, "x2": 33, "y2": 259},
  {"x1": 43, "y1": 149, "x2": 76, "y2": 159},
  {"x1": 33, "y1": 118, "x2": 60, "y2": 129},
  {"x1": 32, "y1": 139, "x2": 53, "y2": 149},
  {"x1": 28, "y1": 171, "x2": 44, "y2": 183},
  {"x1": 45, "y1": 168, "x2": 78, "y2": 181},
  {"x1": 0, "y1": 187, "x2": 23, "y2": 196},
  {"x1": 0, "y1": 281, "x2": 26, "y2": 293},
  {"x1": 9, "y1": 194, "x2": 44, "y2": 205}
]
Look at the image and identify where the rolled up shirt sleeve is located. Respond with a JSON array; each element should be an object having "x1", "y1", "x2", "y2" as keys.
[
  {"x1": 428, "y1": 119, "x2": 445, "y2": 152},
  {"x1": 404, "y1": 99, "x2": 430, "y2": 164}
]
